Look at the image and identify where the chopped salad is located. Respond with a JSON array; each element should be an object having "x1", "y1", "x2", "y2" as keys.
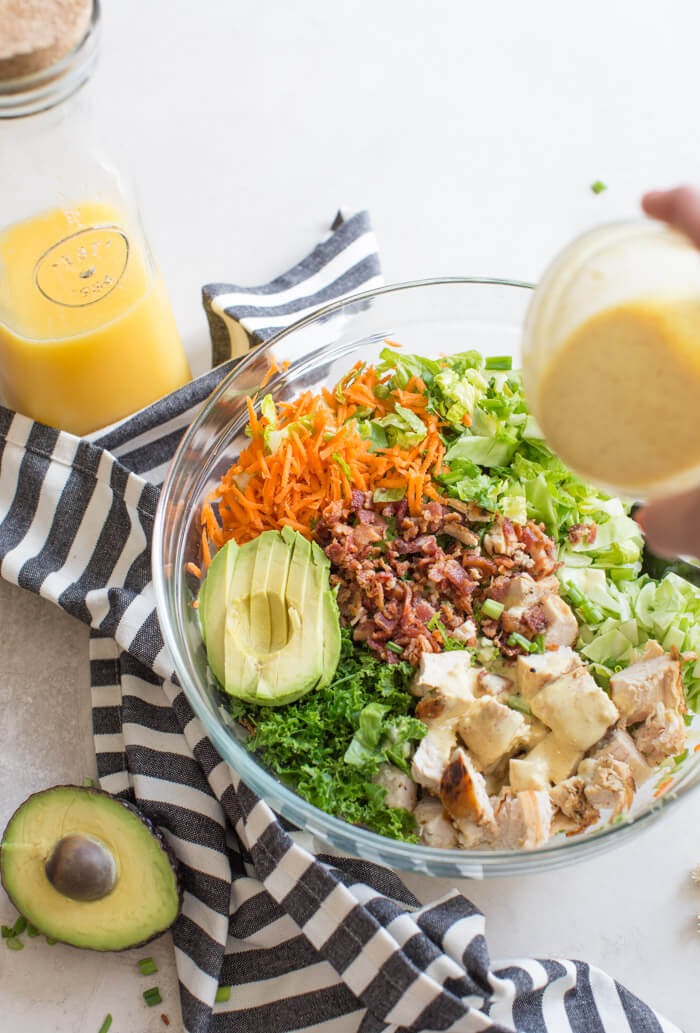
[{"x1": 196, "y1": 345, "x2": 699, "y2": 849}]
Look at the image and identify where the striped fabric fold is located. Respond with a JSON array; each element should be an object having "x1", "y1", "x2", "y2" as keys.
[{"x1": 0, "y1": 211, "x2": 683, "y2": 1033}]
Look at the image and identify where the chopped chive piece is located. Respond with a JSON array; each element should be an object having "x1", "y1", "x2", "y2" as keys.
[
  {"x1": 12, "y1": 916, "x2": 27, "y2": 936},
  {"x1": 484, "y1": 356, "x2": 512, "y2": 370},
  {"x1": 6, "y1": 936, "x2": 24, "y2": 951},
  {"x1": 46, "y1": 936, "x2": 57, "y2": 945},
  {"x1": 565, "y1": 582, "x2": 585, "y2": 606},
  {"x1": 533, "y1": 633, "x2": 546, "y2": 654},
  {"x1": 507, "y1": 632, "x2": 536, "y2": 653},
  {"x1": 138, "y1": 956, "x2": 158, "y2": 976},
  {"x1": 143, "y1": 987, "x2": 163, "y2": 1007},
  {"x1": 98, "y1": 1016, "x2": 112, "y2": 1033},
  {"x1": 215, "y1": 986, "x2": 231, "y2": 1003},
  {"x1": 82, "y1": 776, "x2": 95, "y2": 787},
  {"x1": 386, "y1": 641, "x2": 403, "y2": 655},
  {"x1": 482, "y1": 598, "x2": 504, "y2": 620},
  {"x1": 1, "y1": 925, "x2": 12, "y2": 938},
  {"x1": 506, "y1": 695, "x2": 532, "y2": 716},
  {"x1": 591, "y1": 180, "x2": 607, "y2": 194},
  {"x1": 26, "y1": 923, "x2": 39, "y2": 937}
]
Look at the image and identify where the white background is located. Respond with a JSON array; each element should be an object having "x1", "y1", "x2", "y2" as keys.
[{"x1": 1, "y1": 1, "x2": 699, "y2": 1031}]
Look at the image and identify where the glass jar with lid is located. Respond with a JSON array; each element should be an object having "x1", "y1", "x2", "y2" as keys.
[
  {"x1": 0, "y1": 0, "x2": 191, "y2": 435},
  {"x1": 522, "y1": 219, "x2": 700, "y2": 501}
]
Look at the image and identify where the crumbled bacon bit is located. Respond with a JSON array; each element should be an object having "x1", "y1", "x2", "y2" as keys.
[
  {"x1": 568, "y1": 522, "x2": 598, "y2": 545},
  {"x1": 314, "y1": 499, "x2": 561, "y2": 664}
]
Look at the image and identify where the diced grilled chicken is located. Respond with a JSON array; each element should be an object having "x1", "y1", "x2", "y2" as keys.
[
  {"x1": 413, "y1": 796, "x2": 458, "y2": 848},
  {"x1": 411, "y1": 725, "x2": 458, "y2": 793},
  {"x1": 410, "y1": 650, "x2": 477, "y2": 698},
  {"x1": 530, "y1": 667, "x2": 619, "y2": 751},
  {"x1": 610, "y1": 654, "x2": 685, "y2": 727},
  {"x1": 496, "y1": 573, "x2": 560, "y2": 612},
  {"x1": 448, "y1": 618, "x2": 478, "y2": 645},
  {"x1": 454, "y1": 817, "x2": 496, "y2": 849},
  {"x1": 516, "y1": 646, "x2": 580, "y2": 700},
  {"x1": 640, "y1": 639, "x2": 665, "y2": 661},
  {"x1": 509, "y1": 755, "x2": 549, "y2": 791},
  {"x1": 577, "y1": 756, "x2": 634, "y2": 814},
  {"x1": 522, "y1": 732, "x2": 583, "y2": 785},
  {"x1": 475, "y1": 669, "x2": 513, "y2": 700},
  {"x1": 493, "y1": 788, "x2": 553, "y2": 849},
  {"x1": 439, "y1": 747, "x2": 495, "y2": 825},
  {"x1": 589, "y1": 728, "x2": 653, "y2": 787},
  {"x1": 483, "y1": 524, "x2": 510, "y2": 557},
  {"x1": 633, "y1": 702, "x2": 688, "y2": 766},
  {"x1": 373, "y1": 764, "x2": 418, "y2": 812},
  {"x1": 550, "y1": 777, "x2": 600, "y2": 829},
  {"x1": 458, "y1": 696, "x2": 527, "y2": 771},
  {"x1": 442, "y1": 524, "x2": 480, "y2": 547},
  {"x1": 540, "y1": 595, "x2": 579, "y2": 648}
]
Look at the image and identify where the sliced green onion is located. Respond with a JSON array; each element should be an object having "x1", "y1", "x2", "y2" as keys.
[
  {"x1": 46, "y1": 936, "x2": 57, "y2": 945},
  {"x1": 591, "y1": 180, "x2": 607, "y2": 194},
  {"x1": 533, "y1": 633, "x2": 546, "y2": 654},
  {"x1": 580, "y1": 600, "x2": 604, "y2": 624},
  {"x1": 482, "y1": 598, "x2": 504, "y2": 620},
  {"x1": 332, "y1": 452, "x2": 352, "y2": 478},
  {"x1": 215, "y1": 986, "x2": 231, "y2": 1003},
  {"x1": 143, "y1": 987, "x2": 163, "y2": 1007},
  {"x1": 6, "y1": 936, "x2": 23, "y2": 951},
  {"x1": 1, "y1": 925, "x2": 12, "y2": 938},
  {"x1": 386, "y1": 641, "x2": 404, "y2": 655},
  {"x1": 138, "y1": 956, "x2": 158, "y2": 975},
  {"x1": 12, "y1": 916, "x2": 27, "y2": 936},
  {"x1": 98, "y1": 1016, "x2": 112, "y2": 1033},
  {"x1": 484, "y1": 356, "x2": 512, "y2": 370},
  {"x1": 26, "y1": 923, "x2": 39, "y2": 938},
  {"x1": 565, "y1": 582, "x2": 586, "y2": 607},
  {"x1": 82, "y1": 776, "x2": 95, "y2": 787},
  {"x1": 506, "y1": 695, "x2": 532, "y2": 716},
  {"x1": 507, "y1": 632, "x2": 536, "y2": 653}
]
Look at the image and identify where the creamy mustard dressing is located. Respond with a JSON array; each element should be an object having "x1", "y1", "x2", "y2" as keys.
[{"x1": 537, "y1": 297, "x2": 700, "y2": 493}]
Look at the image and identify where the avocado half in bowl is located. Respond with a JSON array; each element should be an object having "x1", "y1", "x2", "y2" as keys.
[
  {"x1": 152, "y1": 278, "x2": 700, "y2": 879},
  {"x1": 0, "y1": 785, "x2": 182, "y2": 950}
]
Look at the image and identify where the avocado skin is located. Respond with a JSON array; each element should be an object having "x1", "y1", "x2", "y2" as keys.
[{"x1": 0, "y1": 785, "x2": 183, "y2": 952}]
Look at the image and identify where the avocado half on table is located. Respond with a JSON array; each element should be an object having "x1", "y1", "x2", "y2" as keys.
[
  {"x1": 199, "y1": 526, "x2": 341, "y2": 704},
  {"x1": 1, "y1": 785, "x2": 182, "y2": 951}
]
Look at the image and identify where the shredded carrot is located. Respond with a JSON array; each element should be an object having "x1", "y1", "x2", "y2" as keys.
[
  {"x1": 694, "y1": 743, "x2": 700, "y2": 754},
  {"x1": 384, "y1": 338, "x2": 402, "y2": 348},
  {"x1": 203, "y1": 357, "x2": 447, "y2": 548},
  {"x1": 653, "y1": 777, "x2": 673, "y2": 798},
  {"x1": 186, "y1": 561, "x2": 202, "y2": 579},
  {"x1": 260, "y1": 360, "x2": 281, "y2": 388},
  {"x1": 201, "y1": 530, "x2": 212, "y2": 570}
]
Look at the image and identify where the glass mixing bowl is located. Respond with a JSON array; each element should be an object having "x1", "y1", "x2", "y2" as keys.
[{"x1": 153, "y1": 278, "x2": 700, "y2": 878}]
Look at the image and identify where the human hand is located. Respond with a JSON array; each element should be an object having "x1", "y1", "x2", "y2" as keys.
[{"x1": 635, "y1": 185, "x2": 700, "y2": 559}]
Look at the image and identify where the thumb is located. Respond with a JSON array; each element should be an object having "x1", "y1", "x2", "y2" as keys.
[
  {"x1": 641, "y1": 185, "x2": 700, "y2": 249},
  {"x1": 636, "y1": 485, "x2": 700, "y2": 561}
]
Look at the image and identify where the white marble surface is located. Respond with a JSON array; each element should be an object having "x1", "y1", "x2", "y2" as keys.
[{"x1": 2, "y1": 1, "x2": 700, "y2": 1030}]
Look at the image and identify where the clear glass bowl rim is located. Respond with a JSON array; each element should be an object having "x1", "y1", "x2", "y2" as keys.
[{"x1": 153, "y1": 276, "x2": 700, "y2": 877}]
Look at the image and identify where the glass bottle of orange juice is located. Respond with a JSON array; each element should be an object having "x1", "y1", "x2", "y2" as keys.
[{"x1": 0, "y1": 0, "x2": 191, "y2": 436}]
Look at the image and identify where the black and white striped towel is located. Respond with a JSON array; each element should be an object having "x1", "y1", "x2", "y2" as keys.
[{"x1": 0, "y1": 210, "x2": 682, "y2": 1033}]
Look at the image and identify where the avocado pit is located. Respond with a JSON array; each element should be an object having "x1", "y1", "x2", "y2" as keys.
[{"x1": 45, "y1": 833, "x2": 118, "y2": 902}]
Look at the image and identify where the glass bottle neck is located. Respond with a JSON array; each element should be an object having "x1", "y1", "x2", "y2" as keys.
[{"x1": 0, "y1": 1, "x2": 100, "y2": 120}]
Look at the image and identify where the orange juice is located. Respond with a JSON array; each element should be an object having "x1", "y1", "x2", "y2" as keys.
[{"x1": 0, "y1": 201, "x2": 191, "y2": 435}]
